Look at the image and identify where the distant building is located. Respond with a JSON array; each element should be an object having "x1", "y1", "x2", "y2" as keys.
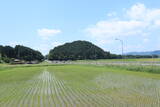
[
  {"x1": 26, "y1": 61, "x2": 39, "y2": 64},
  {"x1": 11, "y1": 59, "x2": 25, "y2": 64}
]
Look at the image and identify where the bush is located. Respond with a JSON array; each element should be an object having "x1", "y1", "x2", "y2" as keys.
[{"x1": 2, "y1": 57, "x2": 11, "y2": 63}]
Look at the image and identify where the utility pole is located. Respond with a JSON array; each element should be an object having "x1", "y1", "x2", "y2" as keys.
[{"x1": 115, "y1": 38, "x2": 124, "y2": 59}]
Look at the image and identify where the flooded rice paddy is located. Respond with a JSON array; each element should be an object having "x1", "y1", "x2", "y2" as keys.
[{"x1": 0, "y1": 65, "x2": 160, "y2": 107}]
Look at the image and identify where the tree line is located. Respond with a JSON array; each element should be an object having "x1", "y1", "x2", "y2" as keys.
[
  {"x1": 0, "y1": 45, "x2": 44, "y2": 63},
  {"x1": 0, "y1": 40, "x2": 158, "y2": 63}
]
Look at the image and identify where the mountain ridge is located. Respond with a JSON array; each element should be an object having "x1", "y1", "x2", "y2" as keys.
[{"x1": 126, "y1": 50, "x2": 160, "y2": 55}]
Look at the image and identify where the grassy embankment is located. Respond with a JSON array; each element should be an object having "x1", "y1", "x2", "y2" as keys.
[{"x1": 75, "y1": 58, "x2": 160, "y2": 62}]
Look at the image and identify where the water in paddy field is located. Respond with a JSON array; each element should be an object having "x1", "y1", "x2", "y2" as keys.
[{"x1": 0, "y1": 68, "x2": 160, "y2": 107}]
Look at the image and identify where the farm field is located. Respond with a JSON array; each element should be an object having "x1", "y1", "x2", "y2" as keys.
[
  {"x1": 75, "y1": 58, "x2": 160, "y2": 63},
  {"x1": 0, "y1": 64, "x2": 160, "y2": 107}
]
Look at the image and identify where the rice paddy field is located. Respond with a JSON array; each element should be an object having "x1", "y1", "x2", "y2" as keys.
[
  {"x1": 74, "y1": 58, "x2": 160, "y2": 63},
  {"x1": 0, "y1": 63, "x2": 160, "y2": 107}
]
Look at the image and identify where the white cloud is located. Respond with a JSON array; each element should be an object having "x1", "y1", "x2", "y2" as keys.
[
  {"x1": 85, "y1": 3, "x2": 160, "y2": 45},
  {"x1": 34, "y1": 41, "x2": 62, "y2": 55},
  {"x1": 37, "y1": 28, "x2": 61, "y2": 39},
  {"x1": 86, "y1": 20, "x2": 146, "y2": 37},
  {"x1": 126, "y1": 3, "x2": 146, "y2": 20},
  {"x1": 155, "y1": 20, "x2": 160, "y2": 26},
  {"x1": 127, "y1": 3, "x2": 160, "y2": 22}
]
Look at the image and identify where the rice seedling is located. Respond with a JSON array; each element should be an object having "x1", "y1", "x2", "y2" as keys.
[{"x1": 0, "y1": 64, "x2": 159, "y2": 107}]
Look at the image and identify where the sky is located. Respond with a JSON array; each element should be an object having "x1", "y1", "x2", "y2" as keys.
[{"x1": 0, "y1": 0, "x2": 160, "y2": 55}]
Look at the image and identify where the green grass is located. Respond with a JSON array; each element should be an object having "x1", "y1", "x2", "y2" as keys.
[
  {"x1": 0, "y1": 64, "x2": 160, "y2": 107},
  {"x1": 103, "y1": 64, "x2": 160, "y2": 74}
]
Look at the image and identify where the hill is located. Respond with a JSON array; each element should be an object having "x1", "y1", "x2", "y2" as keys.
[
  {"x1": 0, "y1": 45, "x2": 44, "y2": 63},
  {"x1": 48, "y1": 40, "x2": 112, "y2": 60}
]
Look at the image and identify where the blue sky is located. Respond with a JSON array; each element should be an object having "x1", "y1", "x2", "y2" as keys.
[{"x1": 0, "y1": 0, "x2": 160, "y2": 55}]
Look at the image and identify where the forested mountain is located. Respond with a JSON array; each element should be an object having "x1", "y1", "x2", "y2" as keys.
[
  {"x1": 0, "y1": 45, "x2": 44, "y2": 62},
  {"x1": 48, "y1": 40, "x2": 113, "y2": 60}
]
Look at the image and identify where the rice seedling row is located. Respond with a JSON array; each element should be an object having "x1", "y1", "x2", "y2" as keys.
[{"x1": 0, "y1": 65, "x2": 160, "y2": 107}]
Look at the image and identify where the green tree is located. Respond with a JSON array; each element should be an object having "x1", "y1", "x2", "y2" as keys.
[{"x1": 15, "y1": 45, "x2": 44, "y2": 61}]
